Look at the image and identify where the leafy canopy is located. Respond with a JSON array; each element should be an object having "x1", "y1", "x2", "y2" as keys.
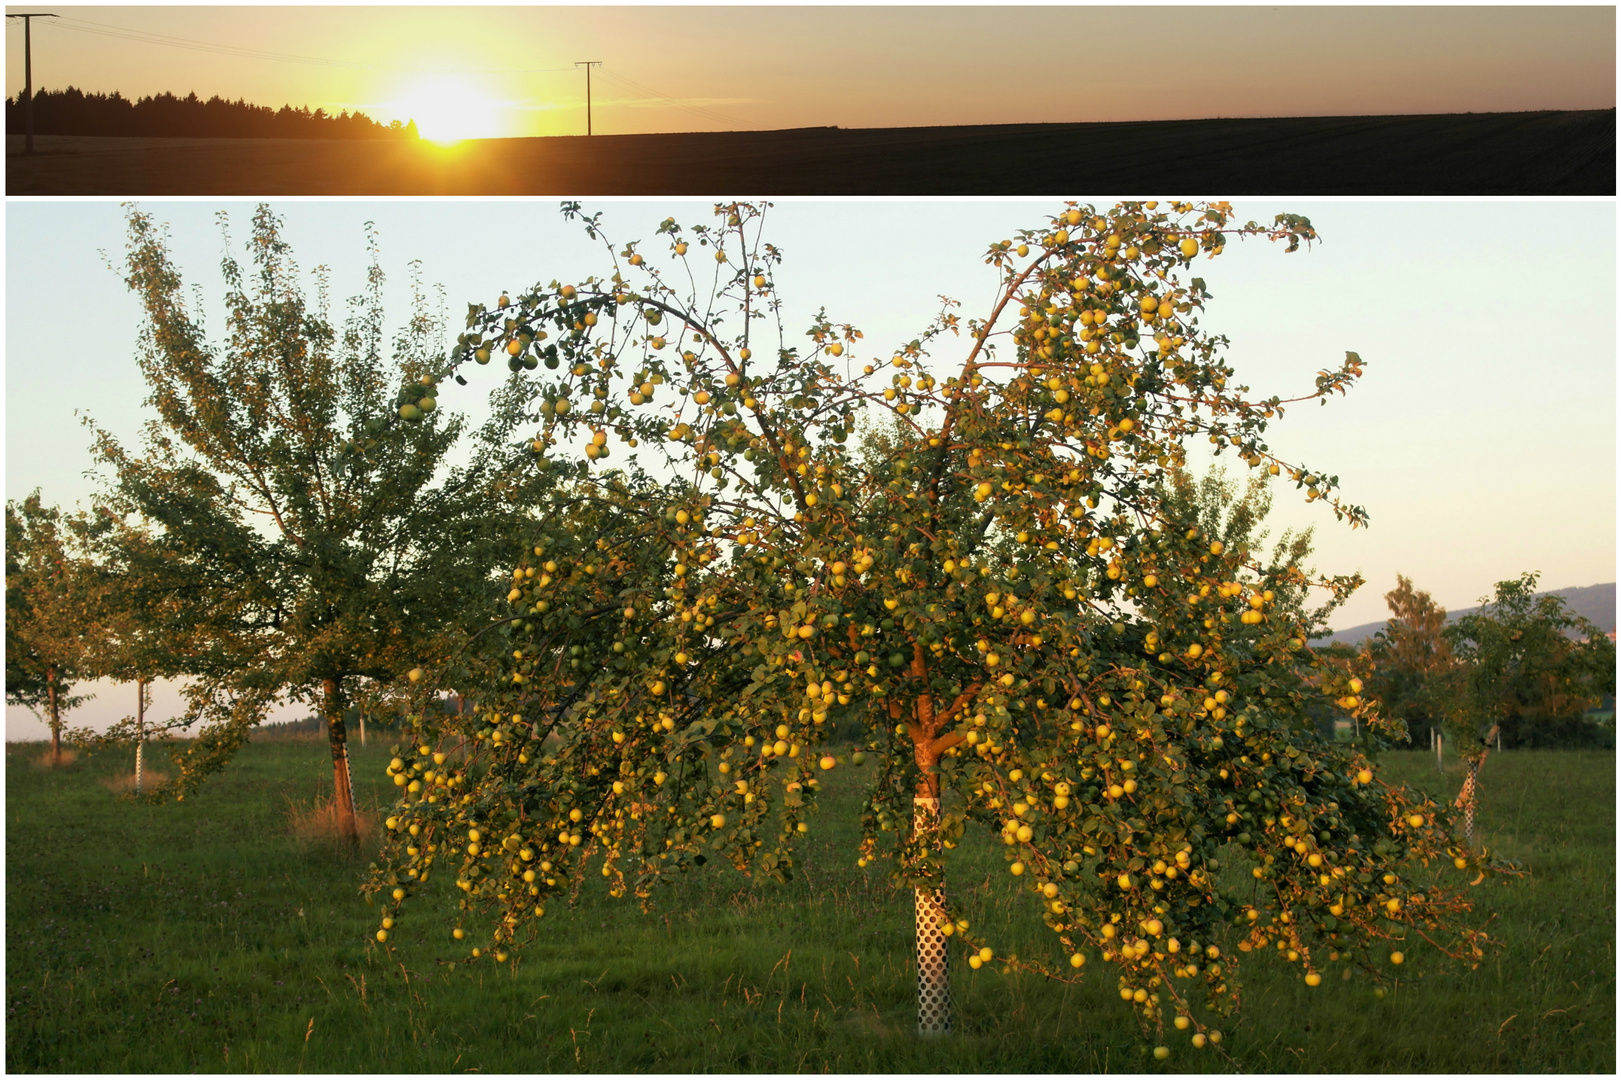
[
  {"x1": 1366, "y1": 575, "x2": 1457, "y2": 745},
  {"x1": 372, "y1": 201, "x2": 1506, "y2": 1044},
  {"x1": 87, "y1": 205, "x2": 550, "y2": 796},
  {"x1": 1445, "y1": 572, "x2": 1615, "y2": 744},
  {"x1": 5, "y1": 492, "x2": 98, "y2": 724}
]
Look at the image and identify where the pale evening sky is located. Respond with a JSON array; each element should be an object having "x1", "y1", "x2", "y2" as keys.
[
  {"x1": 5, "y1": 199, "x2": 1616, "y2": 740},
  {"x1": 4, "y1": 6, "x2": 1616, "y2": 140}
]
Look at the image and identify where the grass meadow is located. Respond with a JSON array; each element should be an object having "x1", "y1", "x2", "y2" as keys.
[{"x1": 5, "y1": 736, "x2": 1613, "y2": 1072}]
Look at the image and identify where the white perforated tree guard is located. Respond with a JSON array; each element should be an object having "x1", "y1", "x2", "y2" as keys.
[
  {"x1": 1459, "y1": 757, "x2": 1482, "y2": 844},
  {"x1": 342, "y1": 744, "x2": 359, "y2": 824},
  {"x1": 134, "y1": 678, "x2": 146, "y2": 796},
  {"x1": 913, "y1": 795, "x2": 952, "y2": 1036},
  {"x1": 1457, "y1": 730, "x2": 1498, "y2": 846}
]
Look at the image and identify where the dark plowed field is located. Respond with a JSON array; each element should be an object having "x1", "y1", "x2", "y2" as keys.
[{"x1": 7, "y1": 109, "x2": 1614, "y2": 195}]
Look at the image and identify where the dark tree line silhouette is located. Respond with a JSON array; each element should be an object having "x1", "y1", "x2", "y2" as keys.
[{"x1": 6, "y1": 86, "x2": 418, "y2": 139}]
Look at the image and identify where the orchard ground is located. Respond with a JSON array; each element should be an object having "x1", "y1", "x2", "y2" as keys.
[{"x1": 6, "y1": 739, "x2": 1612, "y2": 1072}]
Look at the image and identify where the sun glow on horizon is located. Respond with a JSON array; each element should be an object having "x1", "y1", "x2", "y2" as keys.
[{"x1": 388, "y1": 76, "x2": 503, "y2": 143}]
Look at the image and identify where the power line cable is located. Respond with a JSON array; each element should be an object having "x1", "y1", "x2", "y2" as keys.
[
  {"x1": 598, "y1": 69, "x2": 743, "y2": 126},
  {"x1": 596, "y1": 69, "x2": 744, "y2": 128},
  {"x1": 38, "y1": 15, "x2": 577, "y2": 75},
  {"x1": 45, "y1": 15, "x2": 367, "y2": 70}
]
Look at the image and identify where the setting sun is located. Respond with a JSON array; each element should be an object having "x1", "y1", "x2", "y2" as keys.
[{"x1": 389, "y1": 76, "x2": 502, "y2": 143}]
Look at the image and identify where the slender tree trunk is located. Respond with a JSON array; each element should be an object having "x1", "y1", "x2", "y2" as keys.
[
  {"x1": 135, "y1": 676, "x2": 146, "y2": 795},
  {"x1": 913, "y1": 772, "x2": 952, "y2": 1036},
  {"x1": 1434, "y1": 729, "x2": 1443, "y2": 772},
  {"x1": 323, "y1": 677, "x2": 360, "y2": 849},
  {"x1": 47, "y1": 665, "x2": 60, "y2": 764},
  {"x1": 358, "y1": 705, "x2": 366, "y2": 747}
]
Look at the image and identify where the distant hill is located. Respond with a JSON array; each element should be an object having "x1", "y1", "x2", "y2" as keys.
[{"x1": 1313, "y1": 582, "x2": 1616, "y2": 647}]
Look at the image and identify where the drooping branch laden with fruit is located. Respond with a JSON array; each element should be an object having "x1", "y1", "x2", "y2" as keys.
[{"x1": 371, "y1": 201, "x2": 1513, "y2": 1053}]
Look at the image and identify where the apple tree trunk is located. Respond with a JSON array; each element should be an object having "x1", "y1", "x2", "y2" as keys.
[{"x1": 323, "y1": 676, "x2": 360, "y2": 848}]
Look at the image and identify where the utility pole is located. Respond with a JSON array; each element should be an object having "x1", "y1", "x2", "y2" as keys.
[
  {"x1": 7, "y1": 13, "x2": 58, "y2": 155},
  {"x1": 574, "y1": 60, "x2": 601, "y2": 136}
]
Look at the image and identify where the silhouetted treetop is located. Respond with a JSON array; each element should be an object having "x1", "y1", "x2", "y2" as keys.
[{"x1": 6, "y1": 86, "x2": 418, "y2": 139}]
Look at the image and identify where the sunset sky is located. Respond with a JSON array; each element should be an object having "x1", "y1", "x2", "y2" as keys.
[
  {"x1": 6, "y1": 198, "x2": 1615, "y2": 739},
  {"x1": 5, "y1": 5, "x2": 1616, "y2": 140}
]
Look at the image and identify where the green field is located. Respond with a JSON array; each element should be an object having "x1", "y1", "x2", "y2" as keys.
[{"x1": 6, "y1": 738, "x2": 1613, "y2": 1072}]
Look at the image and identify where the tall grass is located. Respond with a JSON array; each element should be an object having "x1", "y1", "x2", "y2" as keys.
[
  {"x1": 5, "y1": 740, "x2": 1613, "y2": 1072},
  {"x1": 99, "y1": 769, "x2": 171, "y2": 795},
  {"x1": 283, "y1": 794, "x2": 381, "y2": 853}
]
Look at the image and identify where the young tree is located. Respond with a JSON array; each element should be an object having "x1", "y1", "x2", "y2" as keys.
[
  {"x1": 5, "y1": 492, "x2": 98, "y2": 763},
  {"x1": 1163, "y1": 465, "x2": 1368, "y2": 745},
  {"x1": 1157, "y1": 464, "x2": 1341, "y2": 630},
  {"x1": 87, "y1": 205, "x2": 550, "y2": 843},
  {"x1": 1444, "y1": 572, "x2": 1615, "y2": 840},
  {"x1": 72, "y1": 514, "x2": 204, "y2": 794},
  {"x1": 372, "y1": 201, "x2": 1507, "y2": 1052},
  {"x1": 1366, "y1": 576, "x2": 1457, "y2": 767}
]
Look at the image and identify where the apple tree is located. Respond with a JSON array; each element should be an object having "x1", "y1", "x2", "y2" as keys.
[
  {"x1": 72, "y1": 512, "x2": 208, "y2": 794},
  {"x1": 6, "y1": 491, "x2": 99, "y2": 763},
  {"x1": 87, "y1": 204, "x2": 555, "y2": 843},
  {"x1": 1366, "y1": 575, "x2": 1458, "y2": 767},
  {"x1": 371, "y1": 201, "x2": 1511, "y2": 1051},
  {"x1": 1443, "y1": 572, "x2": 1614, "y2": 840}
]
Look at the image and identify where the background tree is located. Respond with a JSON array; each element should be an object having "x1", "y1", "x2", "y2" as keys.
[
  {"x1": 1365, "y1": 575, "x2": 1457, "y2": 767},
  {"x1": 87, "y1": 204, "x2": 547, "y2": 844},
  {"x1": 1444, "y1": 572, "x2": 1615, "y2": 840},
  {"x1": 5, "y1": 86, "x2": 418, "y2": 139},
  {"x1": 72, "y1": 514, "x2": 204, "y2": 794},
  {"x1": 1162, "y1": 465, "x2": 1368, "y2": 744},
  {"x1": 372, "y1": 201, "x2": 1509, "y2": 1054},
  {"x1": 5, "y1": 492, "x2": 99, "y2": 763},
  {"x1": 1157, "y1": 464, "x2": 1344, "y2": 633}
]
